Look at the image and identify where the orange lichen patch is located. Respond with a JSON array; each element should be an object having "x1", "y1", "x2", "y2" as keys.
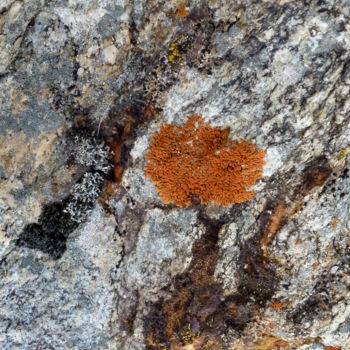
[
  {"x1": 313, "y1": 262, "x2": 319, "y2": 270},
  {"x1": 145, "y1": 115, "x2": 266, "y2": 207},
  {"x1": 177, "y1": 2, "x2": 189, "y2": 17},
  {"x1": 332, "y1": 216, "x2": 338, "y2": 231},
  {"x1": 270, "y1": 300, "x2": 287, "y2": 311},
  {"x1": 325, "y1": 346, "x2": 342, "y2": 350}
]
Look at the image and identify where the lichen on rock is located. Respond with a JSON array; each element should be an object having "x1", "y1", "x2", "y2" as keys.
[
  {"x1": 1, "y1": 0, "x2": 350, "y2": 349},
  {"x1": 144, "y1": 115, "x2": 265, "y2": 207}
]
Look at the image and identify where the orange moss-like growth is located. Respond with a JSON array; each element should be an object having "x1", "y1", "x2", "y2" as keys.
[{"x1": 145, "y1": 115, "x2": 265, "y2": 207}]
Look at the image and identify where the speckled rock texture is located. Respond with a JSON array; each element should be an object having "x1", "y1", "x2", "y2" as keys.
[{"x1": 1, "y1": 0, "x2": 350, "y2": 349}]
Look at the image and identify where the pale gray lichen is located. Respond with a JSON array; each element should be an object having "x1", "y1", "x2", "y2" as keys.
[
  {"x1": 72, "y1": 135, "x2": 111, "y2": 174},
  {"x1": 61, "y1": 136, "x2": 111, "y2": 223},
  {"x1": 64, "y1": 172, "x2": 104, "y2": 223}
]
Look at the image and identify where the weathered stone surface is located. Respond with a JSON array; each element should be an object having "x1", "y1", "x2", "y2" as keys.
[{"x1": 1, "y1": 0, "x2": 350, "y2": 349}]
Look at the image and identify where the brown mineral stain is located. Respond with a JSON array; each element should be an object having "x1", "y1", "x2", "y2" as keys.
[
  {"x1": 295, "y1": 238, "x2": 302, "y2": 244},
  {"x1": 99, "y1": 104, "x2": 157, "y2": 205},
  {"x1": 112, "y1": 165, "x2": 124, "y2": 183},
  {"x1": 230, "y1": 304, "x2": 237, "y2": 317},
  {"x1": 302, "y1": 162, "x2": 331, "y2": 195},
  {"x1": 145, "y1": 220, "x2": 225, "y2": 349},
  {"x1": 260, "y1": 158, "x2": 332, "y2": 258},
  {"x1": 162, "y1": 287, "x2": 191, "y2": 340}
]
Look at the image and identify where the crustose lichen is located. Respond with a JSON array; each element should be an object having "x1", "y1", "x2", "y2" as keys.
[{"x1": 144, "y1": 115, "x2": 265, "y2": 207}]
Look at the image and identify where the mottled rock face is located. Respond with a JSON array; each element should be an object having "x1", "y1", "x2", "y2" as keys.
[{"x1": 1, "y1": 0, "x2": 350, "y2": 349}]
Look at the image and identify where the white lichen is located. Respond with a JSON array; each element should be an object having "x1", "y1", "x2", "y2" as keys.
[
  {"x1": 64, "y1": 172, "x2": 104, "y2": 223},
  {"x1": 73, "y1": 136, "x2": 111, "y2": 174}
]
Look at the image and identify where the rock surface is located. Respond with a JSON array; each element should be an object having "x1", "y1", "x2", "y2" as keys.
[{"x1": 1, "y1": 0, "x2": 350, "y2": 349}]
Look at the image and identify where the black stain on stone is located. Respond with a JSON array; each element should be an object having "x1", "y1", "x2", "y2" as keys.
[
  {"x1": 289, "y1": 294, "x2": 326, "y2": 324},
  {"x1": 17, "y1": 170, "x2": 104, "y2": 259},
  {"x1": 16, "y1": 200, "x2": 78, "y2": 259}
]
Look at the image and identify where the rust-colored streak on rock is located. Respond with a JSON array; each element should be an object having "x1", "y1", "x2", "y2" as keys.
[
  {"x1": 112, "y1": 165, "x2": 124, "y2": 183},
  {"x1": 145, "y1": 115, "x2": 265, "y2": 207},
  {"x1": 332, "y1": 216, "x2": 337, "y2": 231},
  {"x1": 100, "y1": 105, "x2": 157, "y2": 204},
  {"x1": 107, "y1": 116, "x2": 135, "y2": 183},
  {"x1": 261, "y1": 203, "x2": 286, "y2": 257},
  {"x1": 260, "y1": 158, "x2": 332, "y2": 258}
]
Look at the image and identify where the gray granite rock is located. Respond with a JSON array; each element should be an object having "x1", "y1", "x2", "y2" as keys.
[{"x1": 1, "y1": 0, "x2": 350, "y2": 349}]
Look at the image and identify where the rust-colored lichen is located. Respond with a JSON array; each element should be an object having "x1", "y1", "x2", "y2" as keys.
[
  {"x1": 177, "y1": 2, "x2": 189, "y2": 17},
  {"x1": 270, "y1": 300, "x2": 288, "y2": 311},
  {"x1": 144, "y1": 115, "x2": 266, "y2": 207}
]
